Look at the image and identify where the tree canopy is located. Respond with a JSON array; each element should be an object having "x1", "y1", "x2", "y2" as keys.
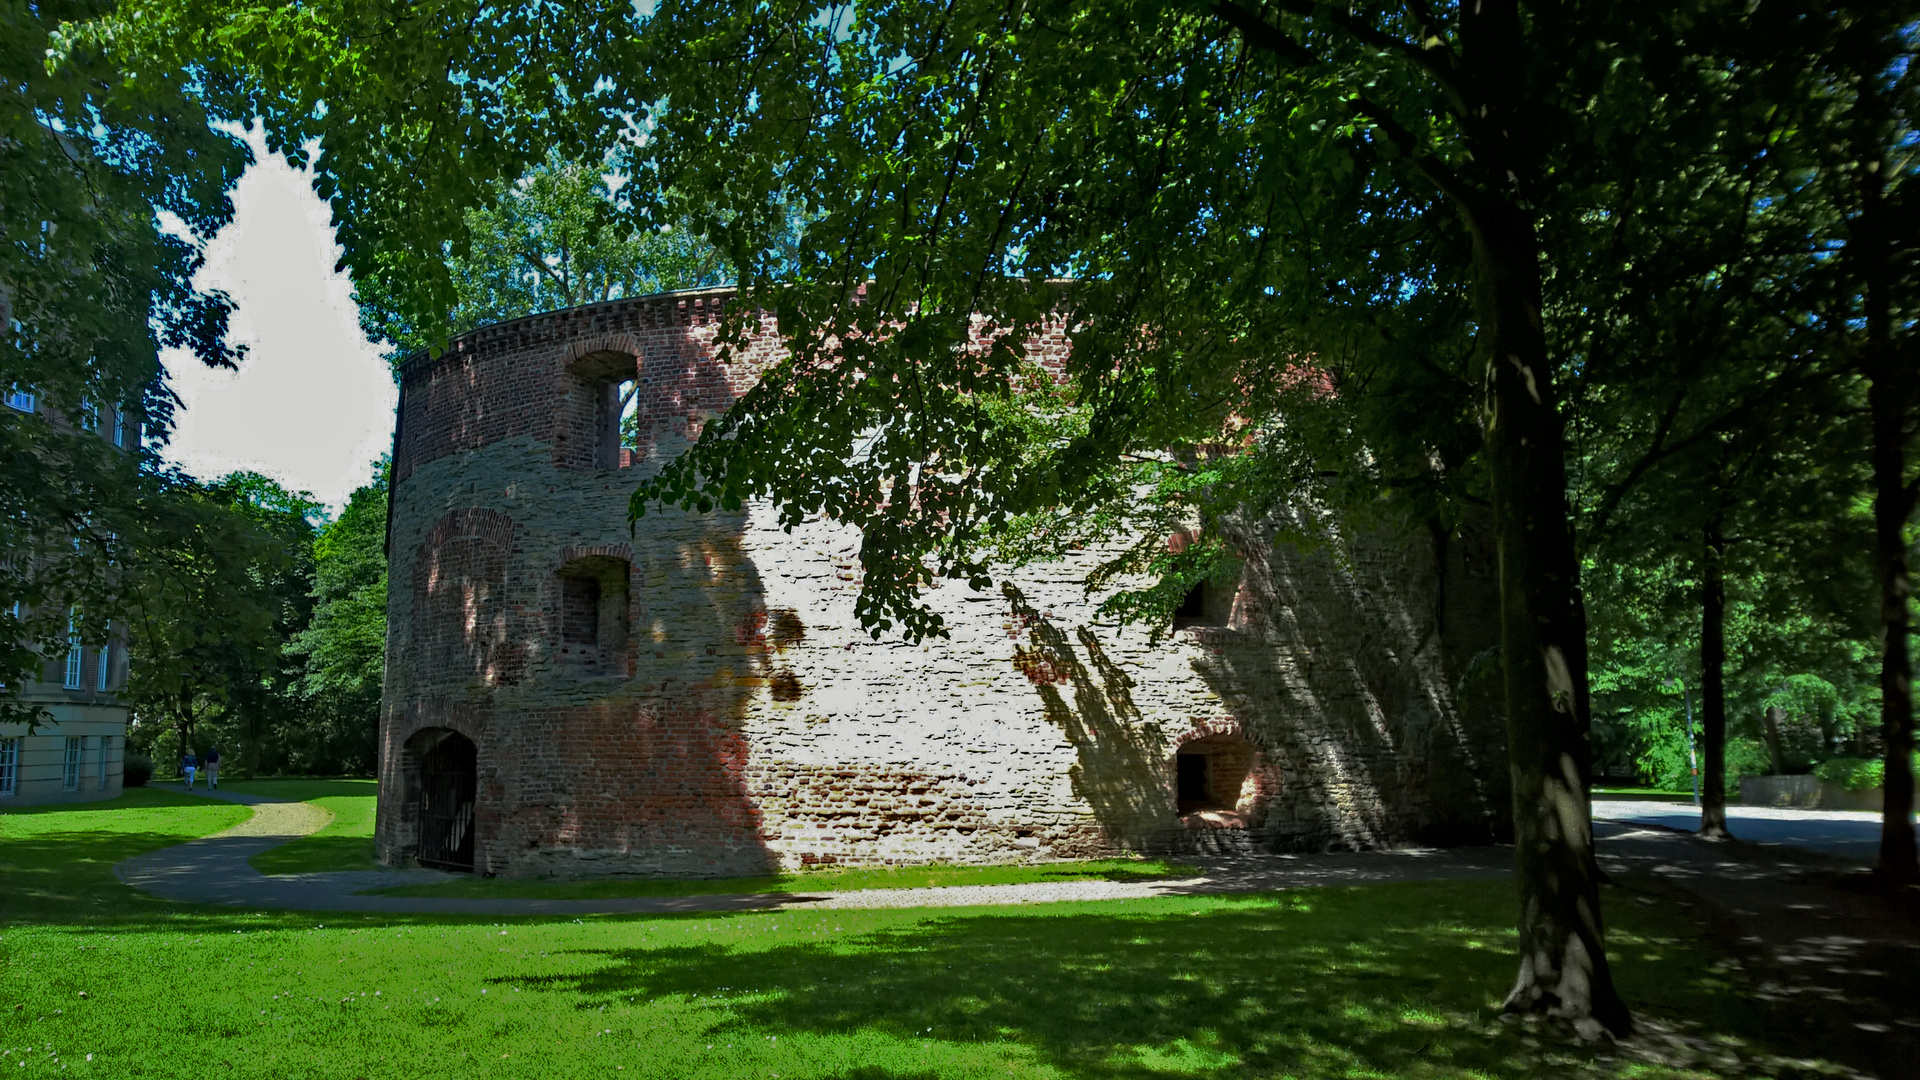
[{"x1": 48, "y1": 0, "x2": 1920, "y2": 1037}]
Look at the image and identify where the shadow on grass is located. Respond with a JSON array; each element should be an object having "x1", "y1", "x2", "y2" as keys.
[
  {"x1": 518, "y1": 882, "x2": 1771, "y2": 1079},
  {"x1": 368, "y1": 858, "x2": 1199, "y2": 901},
  {"x1": 251, "y1": 835, "x2": 379, "y2": 874},
  {"x1": 0, "y1": 787, "x2": 223, "y2": 815},
  {"x1": 211, "y1": 777, "x2": 377, "y2": 801}
]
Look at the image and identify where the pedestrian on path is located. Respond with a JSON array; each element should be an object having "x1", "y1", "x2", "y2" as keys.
[
  {"x1": 181, "y1": 751, "x2": 197, "y2": 791},
  {"x1": 204, "y1": 747, "x2": 221, "y2": 790}
]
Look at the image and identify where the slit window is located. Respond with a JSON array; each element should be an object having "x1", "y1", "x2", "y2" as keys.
[
  {"x1": 592, "y1": 377, "x2": 640, "y2": 469},
  {"x1": 0, "y1": 738, "x2": 16, "y2": 795},
  {"x1": 62, "y1": 737, "x2": 81, "y2": 790}
]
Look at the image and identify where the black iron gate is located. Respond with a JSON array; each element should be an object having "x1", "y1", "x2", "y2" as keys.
[{"x1": 417, "y1": 734, "x2": 477, "y2": 872}]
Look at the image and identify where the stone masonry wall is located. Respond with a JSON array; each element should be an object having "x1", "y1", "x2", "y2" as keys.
[{"x1": 378, "y1": 291, "x2": 1508, "y2": 878}]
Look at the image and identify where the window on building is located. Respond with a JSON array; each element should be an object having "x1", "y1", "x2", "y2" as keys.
[
  {"x1": 64, "y1": 614, "x2": 83, "y2": 689},
  {"x1": 5, "y1": 387, "x2": 35, "y2": 413},
  {"x1": 79, "y1": 399, "x2": 99, "y2": 431},
  {"x1": 568, "y1": 352, "x2": 641, "y2": 469},
  {"x1": 62, "y1": 737, "x2": 81, "y2": 790},
  {"x1": 562, "y1": 575, "x2": 601, "y2": 645},
  {"x1": 555, "y1": 556, "x2": 631, "y2": 672},
  {"x1": 110, "y1": 406, "x2": 127, "y2": 447},
  {"x1": 1176, "y1": 751, "x2": 1211, "y2": 811},
  {"x1": 591, "y1": 378, "x2": 640, "y2": 469},
  {"x1": 97, "y1": 644, "x2": 111, "y2": 691},
  {"x1": 1174, "y1": 733, "x2": 1255, "y2": 815},
  {"x1": 98, "y1": 735, "x2": 110, "y2": 786},
  {"x1": 0, "y1": 738, "x2": 17, "y2": 795}
]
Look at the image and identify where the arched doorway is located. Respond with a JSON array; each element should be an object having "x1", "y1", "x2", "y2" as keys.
[{"x1": 414, "y1": 730, "x2": 477, "y2": 872}]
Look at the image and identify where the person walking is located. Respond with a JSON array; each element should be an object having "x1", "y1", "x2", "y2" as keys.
[
  {"x1": 181, "y1": 750, "x2": 197, "y2": 791},
  {"x1": 204, "y1": 746, "x2": 221, "y2": 790}
]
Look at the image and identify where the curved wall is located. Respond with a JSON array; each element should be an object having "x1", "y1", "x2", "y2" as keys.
[{"x1": 378, "y1": 291, "x2": 1509, "y2": 878}]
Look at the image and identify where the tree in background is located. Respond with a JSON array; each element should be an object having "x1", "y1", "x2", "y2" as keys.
[
  {"x1": 121, "y1": 0, "x2": 1920, "y2": 1035},
  {"x1": 121, "y1": 471, "x2": 308, "y2": 767},
  {"x1": 0, "y1": 0, "x2": 245, "y2": 724},
  {"x1": 369, "y1": 153, "x2": 731, "y2": 353},
  {"x1": 286, "y1": 464, "x2": 390, "y2": 774}
]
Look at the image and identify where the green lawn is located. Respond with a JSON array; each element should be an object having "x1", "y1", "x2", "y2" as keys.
[
  {"x1": 370, "y1": 857, "x2": 1199, "y2": 900},
  {"x1": 231, "y1": 781, "x2": 381, "y2": 875},
  {"x1": 0, "y1": 787, "x2": 252, "y2": 924},
  {"x1": 0, "y1": 793, "x2": 1825, "y2": 1078},
  {"x1": 213, "y1": 778, "x2": 378, "y2": 802}
]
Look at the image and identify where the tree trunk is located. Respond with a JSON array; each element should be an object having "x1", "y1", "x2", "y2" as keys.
[
  {"x1": 1762, "y1": 706, "x2": 1788, "y2": 777},
  {"x1": 1698, "y1": 524, "x2": 1732, "y2": 838},
  {"x1": 1459, "y1": 0, "x2": 1629, "y2": 1038},
  {"x1": 1850, "y1": 68, "x2": 1918, "y2": 884},
  {"x1": 1869, "y1": 363, "x2": 1916, "y2": 882}
]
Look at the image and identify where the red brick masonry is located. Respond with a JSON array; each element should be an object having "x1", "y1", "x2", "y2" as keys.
[{"x1": 379, "y1": 290, "x2": 1509, "y2": 877}]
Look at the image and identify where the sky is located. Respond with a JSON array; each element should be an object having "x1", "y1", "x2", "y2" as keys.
[{"x1": 159, "y1": 123, "x2": 398, "y2": 512}]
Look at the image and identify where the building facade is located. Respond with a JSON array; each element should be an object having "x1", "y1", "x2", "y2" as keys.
[
  {"x1": 378, "y1": 290, "x2": 1509, "y2": 878},
  {"x1": 0, "y1": 388, "x2": 135, "y2": 806}
]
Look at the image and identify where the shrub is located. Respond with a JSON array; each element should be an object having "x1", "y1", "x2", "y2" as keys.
[
  {"x1": 123, "y1": 753, "x2": 153, "y2": 788},
  {"x1": 1813, "y1": 754, "x2": 1920, "y2": 791}
]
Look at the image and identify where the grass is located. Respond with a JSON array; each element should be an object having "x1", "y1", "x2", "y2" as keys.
[
  {"x1": 225, "y1": 780, "x2": 381, "y2": 876},
  {"x1": 368, "y1": 857, "x2": 1199, "y2": 900},
  {"x1": 0, "y1": 787, "x2": 252, "y2": 924},
  {"x1": 212, "y1": 778, "x2": 377, "y2": 802},
  {"x1": 0, "y1": 793, "x2": 1834, "y2": 1078}
]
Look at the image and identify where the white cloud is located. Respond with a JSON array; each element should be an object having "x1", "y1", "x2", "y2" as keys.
[{"x1": 160, "y1": 121, "x2": 398, "y2": 511}]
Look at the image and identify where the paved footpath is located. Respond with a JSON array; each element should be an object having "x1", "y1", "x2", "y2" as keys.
[
  {"x1": 116, "y1": 787, "x2": 1514, "y2": 915},
  {"x1": 116, "y1": 789, "x2": 1920, "y2": 1075},
  {"x1": 1594, "y1": 797, "x2": 1892, "y2": 861}
]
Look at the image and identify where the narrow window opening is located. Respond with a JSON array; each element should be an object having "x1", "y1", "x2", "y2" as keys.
[
  {"x1": 62, "y1": 737, "x2": 81, "y2": 790},
  {"x1": 0, "y1": 737, "x2": 16, "y2": 795},
  {"x1": 570, "y1": 352, "x2": 641, "y2": 470},
  {"x1": 1176, "y1": 752, "x2": 1211, "y2": 812},
  {"x1": 594, "y1": 378, "x2": 640, "y2": 469},
  {"x1": 98, "y1": 735, "x2": 110, "y2": 786},
  {"x1": 63, "y1": 613, "x2": 82, "y2": 689}
]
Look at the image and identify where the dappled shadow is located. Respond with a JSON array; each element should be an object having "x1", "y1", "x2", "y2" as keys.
[
  {"x1": 385, "y1": 300, "x2": 787, "y2": 879},
  {"x1": 1183, "y1": 515, "x2": 1507, "y2": 849},
  {"x1": 514, "y1": 882, "x2": 1777, "y2": 1079},
  {"x1": 1005, "y1": 585, "x2": 1179, "y2": 849}
]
